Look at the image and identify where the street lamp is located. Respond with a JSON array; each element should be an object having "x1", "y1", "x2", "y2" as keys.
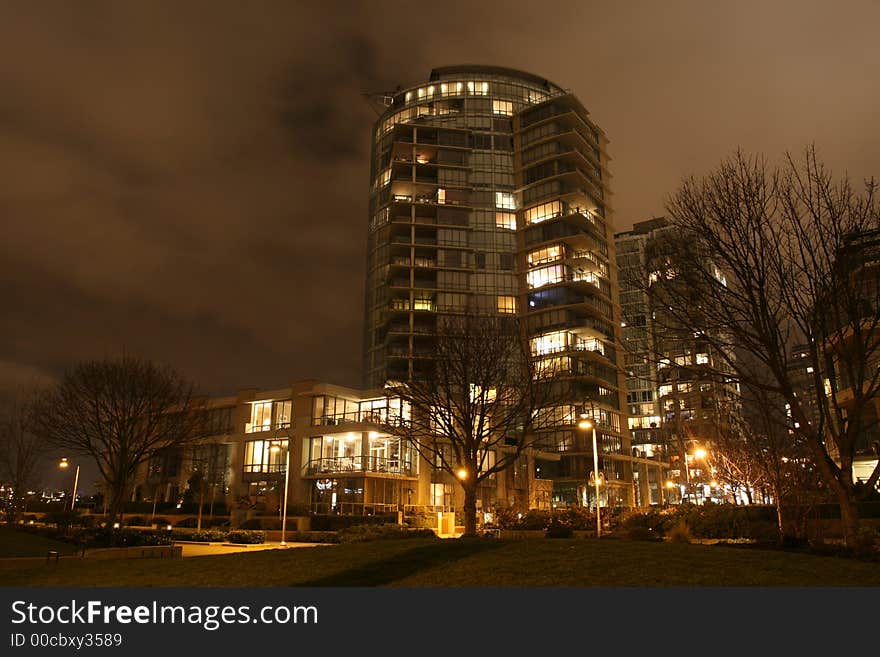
[
  {"x1": 269, "y1": 439, "x2": 290, "y2": 547},
  {"x1": 683, "y1": 444, "x2": 709, "y2": 504},
  {"x1": 58, "y1": 458, "x2": 79, "y2": 511},
  {"x1": 577, "y1": 414, "x2": 602, "y2": 538}
]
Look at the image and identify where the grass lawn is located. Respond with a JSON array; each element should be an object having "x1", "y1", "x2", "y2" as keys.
[
  {"x1": 2, "y1": 537, "x2": 879, "y2": 587},
  {"x1": 0, "y1": 526, "x2": 79, "y2": 558}
]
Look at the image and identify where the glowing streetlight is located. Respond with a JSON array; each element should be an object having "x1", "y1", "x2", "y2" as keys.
[
  {"x1": 58, "y1": 458, "x2": 79, "y2": 511},
  {"x1": 456, "y1": 467, "x2": 468, "y2": 481},
  {"x1": 693, "y1": 448, "x2": 707, "y2": 460},
  {"x1": 578, "y1": 414, "x2": 602, "y2": 538},
  {"x1": 269, "y1": 440, "x2": 290, "y2": 546}
]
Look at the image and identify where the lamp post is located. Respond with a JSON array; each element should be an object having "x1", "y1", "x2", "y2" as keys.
[
  {"x1": 683, "y1": 444, "x2": 708, "y2": 504},
  {"x1": 58, "y1": 458, "x2": 79, "y2": 511},
  {"x1": 269, "y1": 439, "x2": 290, "y2": 547},
  {"x1": 577, "y1": 414, "x2": 602, "y2": 538}
]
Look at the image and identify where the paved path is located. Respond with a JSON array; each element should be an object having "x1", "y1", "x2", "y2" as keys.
[{"x1": 179, "y1": 541, "x2": 332, "y2": 558}]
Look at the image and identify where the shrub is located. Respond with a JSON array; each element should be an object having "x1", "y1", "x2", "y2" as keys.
[
  {"x1": 79, "y1": 528, "x2": 173, "y2": 548},
  {"x1": 545, "y1": 522, "x2": 574, "y2": 539},
  {"x1": 624, "y1": 526, "x2": 660, "y2": 541},
  {"x1": 338, "y1": 523, "x2": 436, "y2": 543},
  {"x1": 404, "y1": 513, "x2": 439, "y2": 529},
  {"x1": 851, "y1": 527, "x2": 879, "y2": 559},
  {"x1": 618, "y1": 509, "x2": 670, "y2": 537},
  {"x1": 283, "y1": 531, "x2": 340, "y2": 544},
  {"x1": 172, "y1": 529, "x2": 227, "y2": 542},
  {"x1": 310, "y1": 514, "x2": 398, "y2": 531},
  {"x1": 226, "y1": 530, "x2": 265, "y2": 544},
  {"x1": 42, "y1": 510, "x2": 86, "y2": 531}
]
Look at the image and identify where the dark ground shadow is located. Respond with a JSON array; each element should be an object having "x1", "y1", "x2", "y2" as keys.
[{"x1": 296, "y1": 538, "x2": 508, "y2": 586}]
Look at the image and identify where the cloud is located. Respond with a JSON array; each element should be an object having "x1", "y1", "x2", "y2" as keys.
[{"x1": 2, "y1": 1, "x2": 880, "y2": 398}]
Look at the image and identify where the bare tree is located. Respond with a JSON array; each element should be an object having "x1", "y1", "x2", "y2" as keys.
[
  {"x1": 34, "y1": 356, "x2": 205, "y2": 523},
  {"x1": 708, "y1": 384, "x2": 825, "y2": 540},
  {"x1": 0, "y1": 390, "x2": 50, "y2": 521},
  {"x1": 647, "y1": 146, "x2": 880, "y2": 545},
  {"x1": 383, "y1": 313, "x2": 565, "y2": 536}
]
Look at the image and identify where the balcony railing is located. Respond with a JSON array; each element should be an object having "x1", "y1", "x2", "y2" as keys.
[{"x1": 305, "y1": 456, "x2": 416, "y2": 477}]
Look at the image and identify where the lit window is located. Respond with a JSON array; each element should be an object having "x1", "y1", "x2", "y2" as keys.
[
  {"x1": 531, "y1": 331, "x2": 567, "y2": 355},
  {"x1": 806, "y1": 366, "x2": 814, "y2": 373},
  {"x1": 417, "y1": 87, "x2": 426, "y2": 99},
  {"x1": 497, "y1": 295, "x2": 516, "y2": 314},
  {"x1": 426, "y1": 85, "x2": 435, "y2": 97},
  {"x1": 467, "y1": 81, "x2": 489, "y2": 95},
  {"x1": 495, "y1": 192, "x2": 516, "y2": 209},
  {"x1": 696, "y1": 353, "x2": 709, "y2": 365},
  {"x1": 578, "y1": 338, "x2": 604, "y2": 355},
  {"x1": 528, "y1": 245, "x2": 562, "y2": 266},
  {"x1": 405, "y1": 91, "x2": 412, "y2": 103},
  {"x1": 469, "y1": 384, "x2": 497, "y2": 403},
  {"x1": 437, "y1": 188, "x2": 446, "y2": 204},
  {"x1": 413, "y1": 298, "x2": 434, "y2": 311},
  {"x1": 523, "y1": 201, "x2": 562, "y2": 224},
  {"x1": 526, "y1": 265, "x2": 564, "y2": 288},
  {"x1": 495, "y1": 212, "x2": 516, "y2": 230},
  {"x1": 248, "y1": 401, "x2": 273, "y2": 433},
  {"x1": 492, "y1": 100, "x2": 513, "y2": 115}
]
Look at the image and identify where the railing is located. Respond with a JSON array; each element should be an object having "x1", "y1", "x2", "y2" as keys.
[{"x1": 305, "y1": 456, "x2": 416, "y2": 477}]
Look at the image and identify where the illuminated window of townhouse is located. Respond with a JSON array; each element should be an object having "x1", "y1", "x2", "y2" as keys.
[
  {"x1": 495, "y1": 192, "x2": 516, "y2": 210},
  {"x1": 493, "y1": 100, "x2": 513, "y2": 115},
  {"x1": 531, "y1": 330, "x2": 567, "y2": 355},
  {"x1": 528, "y1": 245, "x2": 562, "y2": 266},
  {"x1": 249, "y1": 401, "x2": 273, "y2": 432},
  {"x1": 696, "y1": 353, "x2": 709, "y2": 365},
  {"x1": 497, "y1": 295, "x2": 516, "y2": 314},
  {"x1": 526, "y1": 264, "x2": 564, "y2": 288},
  {"x1": 467, "y1": 81, "x2": 489, "y2": 95},
  {"x1": 495, "y1": 212, "x2": 516, "y2": 230},
  {"x1": 524, "y1": 201, "x2": 561, "y2": 224}
]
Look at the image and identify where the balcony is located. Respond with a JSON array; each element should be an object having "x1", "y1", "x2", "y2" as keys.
[{"x1": 304, "y1": 456, "x2": 416, "y2": 477}]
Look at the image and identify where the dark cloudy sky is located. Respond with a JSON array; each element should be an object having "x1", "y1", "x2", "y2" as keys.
[{"x1": 3, "y1": 0, "x2": 880, "y2": 399}]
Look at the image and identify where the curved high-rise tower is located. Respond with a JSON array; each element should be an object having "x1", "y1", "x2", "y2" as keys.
[{"x1": 364, "y1": 66, "x2": 635, "y2": 508}]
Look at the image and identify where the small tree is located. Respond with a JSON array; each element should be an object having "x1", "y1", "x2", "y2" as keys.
[
  {"x1": 0, "y1": 390, "x2": 50, "y2": 522},
  {"x1": 383, "y1": 313, "x2": 564, "y2": 536},
  {"x1": 709, "y1": 385, "x2": 825, "y2": 540},
  {"x1": 34, "y1": 356, "x2": 205, "y2": 523}
]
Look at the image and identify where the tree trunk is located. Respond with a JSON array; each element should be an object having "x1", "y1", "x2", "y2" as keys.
[
  {"x1": 774, "y1": 497, "x2": 786, "y2": 545},
  {"x1": 462, "y1": 484, "x2": 477, "y2": 537},
  {"x1": 106, "y1": 484, "x2": 128, "y2": 525},
  {"x1": 197, "y1": 487, "x2": 204, "y2": 531},
  {"x1": 835, "y1": 488, "x2": 861, "y2": 547}
]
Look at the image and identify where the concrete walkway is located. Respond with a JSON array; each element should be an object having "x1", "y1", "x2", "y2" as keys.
[{"x1": 178, "y1": 541, "x2": 331, "y2": 558}]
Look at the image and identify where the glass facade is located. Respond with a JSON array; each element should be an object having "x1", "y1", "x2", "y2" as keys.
[
  {"x1": 364, "y1": 68, "x2": 567, "y2": 386},
  {"x1": 364, "y1": 66, "x2": 634, "y2": 508}
]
